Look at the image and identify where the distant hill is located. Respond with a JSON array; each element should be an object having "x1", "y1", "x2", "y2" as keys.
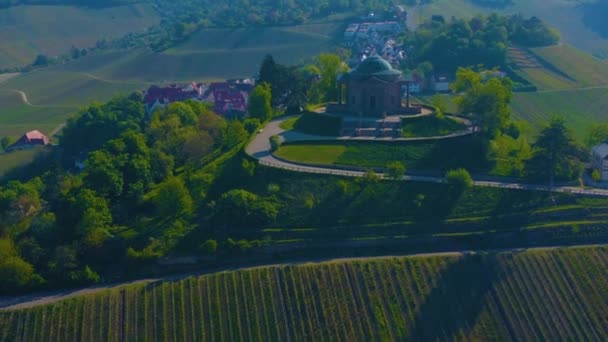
[
  {"x1": 409, "y1": 0, "x2": 608, "y2": 59},
  {"x1": 0, "y1": 4, "x2": 160, "y2": 69}
]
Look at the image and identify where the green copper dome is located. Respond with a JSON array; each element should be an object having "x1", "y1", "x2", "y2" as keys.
[{"x1": 348, "y1": 54, "x2": 402, "y2": 81}]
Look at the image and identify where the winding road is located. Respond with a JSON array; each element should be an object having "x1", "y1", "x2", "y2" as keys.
[{"x1": 246, "y1": 116, "x2": 608, "y2": 197}]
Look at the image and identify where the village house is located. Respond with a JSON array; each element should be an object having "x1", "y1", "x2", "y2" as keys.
[
  {"x1": 592, "y1": 143, "x2": 608, "y2": 181},
  {"x1": 8, "y1": 130, "x2": 49, "y2": 151},
  {"x1": 431, "y1": 74, "x2": 451, "y2": 92},
  {"x1": 143, "y1": 79, "x2": 254, "y2": 118}
]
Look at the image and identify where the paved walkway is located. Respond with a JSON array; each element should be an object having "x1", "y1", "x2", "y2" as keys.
[{"x1": 246, "y1": 116, "x2": 608, "y2": 197}]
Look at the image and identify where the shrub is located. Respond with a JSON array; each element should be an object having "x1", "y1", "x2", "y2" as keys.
[
  {"x1": 199, "y1": 239, "x2": 218, "y2": 255},
  {"x1": 592, "y1": 169, "x2": 602, "y2": 182},
  {"x1": 446, "y1": 168, "x2": 473, "y2": 189},
  {"x1": 386, "y1": 161, "x2": 406, "y2": 180},
  {"x1": 270, "y1": 135, "x2": 282, "y2": 152}
]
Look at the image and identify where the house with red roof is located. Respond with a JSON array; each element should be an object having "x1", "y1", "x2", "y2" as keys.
[{"x1": 8, "y1": 130, "x2": 50, "y2": 151}]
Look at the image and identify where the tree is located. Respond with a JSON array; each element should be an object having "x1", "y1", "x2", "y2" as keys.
[
  {"x1": 214, "y1": 189, "x2": 278, "y2": 227},
  {"x1": 248, "y1": 83, "x2": 273, "y2": 121},
  {"x1": 386, "y1": 161, "x2": 406, "y2": 180},
  {"x1": 199, "y1": 239, "x2": 218, "y2": 255},
  {"x1": 308, "y1": 53, "x2": 348, "y2": 102},
  {"x1": 525, "y1": 117, "x2": 581, "y2": 185},
  {"x1": 269, "y1": 135, "x2": 281, "y2": 152},
  {"x1": 150, "y1": 177, "x2": 194, "y2": 218},
  {"x1": 0, "y1": 257, "x2": 37, "y2": 293},
  {"x1": 446, "y1": 168, "x2": 473, "y2": 189},
  {"x1": 586, "y1": 123, "x2": 608, "y2": 148},
  {"x1": 453, "y1": 68, "x2": 512, "y2": 139},
  {"x1": 32, "y1": 54, "x2": 49, "y2": 66},
  {"x1": 1, "y1": 136, "x2": 14, "y2": 150}
]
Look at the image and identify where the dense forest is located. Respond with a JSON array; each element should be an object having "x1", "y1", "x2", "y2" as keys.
[{"x1": 402, "y1": 13, "x2": 559, "y2": 73}]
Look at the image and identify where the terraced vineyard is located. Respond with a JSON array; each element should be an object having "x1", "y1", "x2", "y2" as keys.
[{"x1": 1, "y1": 247, "x2": 608, "y2": 340}]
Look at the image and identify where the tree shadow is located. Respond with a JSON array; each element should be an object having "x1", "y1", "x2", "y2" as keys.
[{"x1": 407, "y1": 254, "x2": 510, "y2": 341}]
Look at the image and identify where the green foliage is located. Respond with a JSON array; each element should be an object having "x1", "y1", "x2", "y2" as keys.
[
  {"x1": 149, "y1": 177, "x2": 194, "y2": 218},
  {"x1": 586, "y1": 123, "x2": 608, "y2": 148},
  {"x1": 386, "y1": 161, "x2": 406, "y2": 180},
  {"x1": 453, "y1": 68, "x2": 513, "y2": 139},
  {"x1": 248, "y1": 83, "x2": 273, "y2": 121},
  {"x1": 0, "y1": 136, "x2": 14, "y2": 150},
  {"x1": 592, "y1": 169, "x2": 601, "y2": 182},
  {"x1": 525, "y1": 117, "x2": 581, "y2": 183},
  {"x1": 285, "y1": 112, "x2": 342, "y2": 136},
  {"x1": 306, "y1": 53, "x2": 348, "y2": 103},
  {"x1": 446, "y1": 168, "x2": 474, "y2": 189},
  {"x1": 199, "y1": 239, "x2": 218, "y2": 255},
  {"x1": 0, "y1": 257, "x2": 37, "y2": 293},
  {"x1": 269, "y1": 135, "x2": 281, "y2": 152},
  {"x1": 214, "y1": 189, "x2": 279, "y2": 228},
  {"x1": 406, "y1": 13, "x2": 557, "y2": 73}
]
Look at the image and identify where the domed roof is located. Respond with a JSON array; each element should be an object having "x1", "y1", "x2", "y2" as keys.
[{"x1": 348, "y1": 54, "x2": 402, "y2": 81}]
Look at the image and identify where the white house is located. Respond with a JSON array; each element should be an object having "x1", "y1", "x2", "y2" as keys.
[
  {"x1": 432, "y1": 74, "x2": 451, "y2": 92},
  {"x1": 592, "y1": 143, "x2": 608, "y2": 181}
]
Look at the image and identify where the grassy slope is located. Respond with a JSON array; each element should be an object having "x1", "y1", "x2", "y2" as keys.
[
  {"x1": 0, "y1": 4, "x2": 160, "y2": 69},
  {"x1": 97, "y1": 23, "x2": 341, "y2": 81},
  {"x1": 275, "y1": 136, "x2": 487, "y2": 172},
  {"x1": 401, "y1": 115, "x2": 466, "y2": 137},
  {"x1": 1, "y1": 247, "x2": 607, "y2": 340},
  {"x1": 512, "y1": 88, "x2": 608, "y2": 140}
]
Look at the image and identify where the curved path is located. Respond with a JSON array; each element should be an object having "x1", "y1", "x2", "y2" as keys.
[
  {"x1": 1, "y1": 243, "x2": 606, "y2": 311},
  {"x1": 246, "y1": 116, "x2": 608, "y2": 197}
]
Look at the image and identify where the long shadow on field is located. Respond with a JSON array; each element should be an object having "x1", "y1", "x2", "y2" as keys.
[{"x1": 407, "y1": 254, "x2": 511, "y2": 341}]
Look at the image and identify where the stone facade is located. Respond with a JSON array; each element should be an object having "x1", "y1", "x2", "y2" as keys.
[
  {"x1": 343, "y1": 78, "x2": 403, "y2": 117},
  {"x1": 338, "y1": 55, "x2": 404, "y2": 117}
]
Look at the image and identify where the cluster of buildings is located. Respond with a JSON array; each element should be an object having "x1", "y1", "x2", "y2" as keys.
[
  {"x1": 143, "y1": 79, "x2": 255, "y2": 119},
  {"x1": 345, "y1": 21, "x2": 407, "y2": 67}
]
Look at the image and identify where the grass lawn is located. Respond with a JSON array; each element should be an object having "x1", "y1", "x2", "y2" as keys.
[
  {"x1": 275, "y1": 136, "x2": 487, "y2": 172},
  {"x1": 0, "y1": 147, "x2": 44, "y2": 178},
  {"x1": 279, "y1": 112, "x2": 342, "y2": 136},
  {"x1": 402, "y1": 115, "x2": 466, "y2": 137}
]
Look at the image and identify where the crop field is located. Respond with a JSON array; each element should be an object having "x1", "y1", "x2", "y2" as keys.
[
  {"x1": 97, "y1": 24, "x2": 341, "y2": 82},
  {"x1": 1, "y1": 247, "x2": 607, "y2": 340},
  {"x1": 531, "y1": 45, "x2": 608, "y2": 86},
  {"x1": 0, "y1": 4, "x2": 160, "y2": 69},
  {"x1": 512, "y1": 88, "x2": 608, "y2": 140},
  {"x1": 275, "y1": 136, "x2": 487, "y2": 172},
  {"x1": 0, "y1": 147, "x2": 45, "y2": 179}
]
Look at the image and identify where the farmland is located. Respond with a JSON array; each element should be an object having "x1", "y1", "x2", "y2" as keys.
[
  {"x1": 512, "y1": 88, "x2": 608, "y2": 140},
  {"x1": 97, "y1": 24, "x2": 341, "y2": 82},
  {"x1": 1, "y1": 246, "x2": 607, "y2": 340},
  {"x1": 0, "y1": 4, "x2": 160, "y2": 69}
]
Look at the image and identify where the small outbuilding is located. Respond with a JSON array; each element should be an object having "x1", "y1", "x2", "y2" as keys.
[
  {"x1": 591, "y1": 143, "x2": 608, "y2": 181},
  {"x1": 8, "y1": 130, "x2": 49, "y2": 151}
]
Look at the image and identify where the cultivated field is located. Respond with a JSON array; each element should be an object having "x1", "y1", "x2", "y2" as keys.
[
  {"x1": 97, "y1": 24, "x2": 341, "y2": 82},
  {"x1": 0, "y1": 4, "x2": 160, "y2": 69},
  {"x1": 512, "y1": 88, "x2": 608, "y2": 140},
  {"x1": 1, "y1": 247, "x2": 607, "y2": 340}
]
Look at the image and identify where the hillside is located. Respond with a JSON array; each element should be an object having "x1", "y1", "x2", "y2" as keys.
[
  {"x1": 0, "y1": 4, "x2": 160, "y2": 69},
  {"x1": 96, "y1": 24, "x2": 341, "y2": 81},
  {"x1": 408, "y1": 0, "x2": 608, "y2": 58},
  {"x1": 1, "y1": 246, "x2": 607, "y2": 340}
]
